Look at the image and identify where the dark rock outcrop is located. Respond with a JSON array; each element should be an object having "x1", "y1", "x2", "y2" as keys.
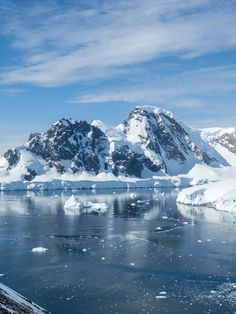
[
  {"x1": 3, "y1": 149, "x2": 19, "y2": 169},
  {"x1": 215, "y1": 133, "x2": 236, "y2": 154},
  {"x1": 2, "y1": 106, "x2": 223, "y2": 181}
]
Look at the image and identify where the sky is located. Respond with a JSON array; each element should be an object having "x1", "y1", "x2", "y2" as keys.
[{"x1": 0, "y1": 0, "x2": 236, "y2": 154}]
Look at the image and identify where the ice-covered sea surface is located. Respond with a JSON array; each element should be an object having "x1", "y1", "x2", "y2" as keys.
[{"x1": 0, "y1": 189, "x2": 236, "y2": 314}]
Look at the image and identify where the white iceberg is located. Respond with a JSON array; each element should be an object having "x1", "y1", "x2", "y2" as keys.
[
  {"x1": 31, "y1": 247, "x2": 48, "y2": 253},
  {"x1": 177, "y1": 179, "x2": 236, "y2": 212},
  {"x1": 64, "y1": 195, "x2": 109, "y2": 215}
]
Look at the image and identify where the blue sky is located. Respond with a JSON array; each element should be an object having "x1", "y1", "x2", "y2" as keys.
[{"x1": 0, "y1": 0, "x2": 236, "y2": 154}]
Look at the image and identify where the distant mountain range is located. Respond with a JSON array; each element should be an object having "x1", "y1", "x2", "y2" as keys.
[{"x1": 0, "y1": 106, "x2": 235, "y2": 187}]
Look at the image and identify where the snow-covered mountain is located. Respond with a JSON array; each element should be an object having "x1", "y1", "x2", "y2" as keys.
[
  {"x1": 0, "y1": 106, "x2": 225, "y2": 180},
  {"x1": 0, "y1": 106, "x2": 234, "y2": 189},
  {"x1": 201, "y1": 127, "x2": 236, "y2": 154}
]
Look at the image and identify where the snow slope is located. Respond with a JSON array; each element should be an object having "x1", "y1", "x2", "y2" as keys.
[
  {"x1": 176, "y1": 127, "x2": 236, "y2": 213},
  {"x1": 0, "y1": 282, "x2": 49, "y2": 313},
  {"x1": 177, "y1": 179, "x2": 236, "y2": 212},
  {"x1": 201, "y1": 127, "x2": 236, "y2": 155}
]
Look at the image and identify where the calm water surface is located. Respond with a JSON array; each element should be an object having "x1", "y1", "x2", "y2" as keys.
[{"x1": 0, "y1": 189, "x2": 236, "y2": 314}]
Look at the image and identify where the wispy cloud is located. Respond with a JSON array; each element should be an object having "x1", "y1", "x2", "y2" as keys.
[
  {"x1": 0, "y1": 0, "x2": 235, "y2": 86},
  {"x1": 0, "y1": 88, "x2": 25, "y2": 96},
  {"x1": 69, "y1": 65, "x2": 236, "y2": 106}
]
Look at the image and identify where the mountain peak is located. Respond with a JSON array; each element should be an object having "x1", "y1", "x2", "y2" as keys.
[
  {"x1": 1, "y1": 106, "x2": 228, "y2": 181},
  {"x1": 134, "y1": 105, "x2": 174, "y2": 118},
  {"x1": 53, "y1": 118, "x2": 74, "y2": 128}
]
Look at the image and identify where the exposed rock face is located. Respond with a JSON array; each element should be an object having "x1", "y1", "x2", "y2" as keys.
[
  {"x1": 110, "y1": 146, "x2": 143, "y2": 177},
  {"x1": 3, "y1": 149, "x2": 19, "y2": 168},
  {"x1": 24, "y1": 168, "x2": 37, "y2": 181},
  {"x1": 27, "y1": 119, "x2": 109, "y2": 174},
  {"x1": 121, "y1": 106, "x2": 215, "y2": 173},
  {"x1": 2, "y1": 106, "x2": 224, "y2": 181},
  {"x1": 201, "y1": 127, "x2": 236, "y2": 156},
  {"x1": 215, "y1": 133, "x2": 236, "y2": 154}
]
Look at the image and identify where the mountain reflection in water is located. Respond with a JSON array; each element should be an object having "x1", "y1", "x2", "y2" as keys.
[{"x1": 0, "y1": 189, "x2": 236, "y2": 314}]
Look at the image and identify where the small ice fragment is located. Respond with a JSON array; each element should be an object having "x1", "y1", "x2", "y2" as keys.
[
  {"x1": 159, "y1": 291, "x2": 166, "y2": 295},
  {"x1": 207, "y1": 239, "x2": 211, "y2": 242},
  {"x1": 162, "y1": 216, "x2": 168, "y2": 219},
  {"x1": 130, "y1": 193, "x2": 137, "y2": 199},
  {"x1": 155, "y1": 227, "x2": 162, "y2": 231},
  {"x1": 101, "y1": 257, "x2": 106, "y2": 260},
  {"x1": 129, "y1": 263, "x2": 135, "y2": 266},
  {"x1": 0, "y1": 274, "x2": 4, "y2": 277},
  {"x1": 197, "y1": 240, "x2": 202, "y2": 243},
  {"x1": 137, "y1": 200, "x2": 144, "y2": 204},
  {"x1": 82, "y1": 248, "x2": 87, "y2": 253},
  {"x1": 32, "y1": 247, "x2": 48, "y2": 253},
  {"x1": 155, "y1": 295, "x2": 166, "y2": 299}
]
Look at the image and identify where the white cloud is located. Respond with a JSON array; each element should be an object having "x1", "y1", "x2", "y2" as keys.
[
  {"x1": 69, "y1": 65, "x2": 236, "y2": 106},
  {"x1": 0, "y1": 0, "x2": 235, "y2": 86}
]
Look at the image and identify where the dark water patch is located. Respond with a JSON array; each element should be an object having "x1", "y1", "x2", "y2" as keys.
[{"x1": 0, "y1": 189, "x2": 236, "y2": 313}]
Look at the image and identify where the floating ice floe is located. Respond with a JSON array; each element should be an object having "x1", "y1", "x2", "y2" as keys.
[
  {"x1": 64, "y1": 195, "x2": 109, "y2": 215},
  {"x1": 31, "y1": 247, "x2": 48, "y2": 253},
  {"x1": 130, "y1": 193, "x2": 137, "y2": 199}
]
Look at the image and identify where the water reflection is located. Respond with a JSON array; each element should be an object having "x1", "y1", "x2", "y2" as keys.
[
  {"x1": 177, "y1": 203, "x2": 236, "y2": 225},
  {"x1": 0, "y1": 189, "x2": 179, "y2": 219},
  {"x1": 0, "y1": 189, "x2": 236, "y2": 314}
]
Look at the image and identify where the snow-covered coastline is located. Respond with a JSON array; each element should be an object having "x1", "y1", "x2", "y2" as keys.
[
  {"x1": 176, "y1": 130, "x2": 236, "y2": 213},
  {"x1": 0, "y1": 167, "x2": 223, "y2": 191},
  {"x1": 177, "y1": 179, "x2": 236, "y2": 212},
  {"x1": 0, "y1": 282, "x2": 49, "y2": 313},
  {"x1": 1, "y1": 106, "x2": 236, "y2": 192},
  {"x1": 0, "y1": 150, "x2": 234, "y2": 191}
]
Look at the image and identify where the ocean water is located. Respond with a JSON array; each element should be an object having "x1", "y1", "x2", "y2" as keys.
[{"x1": 0, "y1": 189, "x2": 236, "y2": 314}]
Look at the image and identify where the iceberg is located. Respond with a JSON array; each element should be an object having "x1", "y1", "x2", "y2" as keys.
[
  {"x1": 64, "y1": 195, "x2": 109, "y2": 215},
  {"x1": 177, "y1": 179, "x2": 236, "y2": 212}
]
